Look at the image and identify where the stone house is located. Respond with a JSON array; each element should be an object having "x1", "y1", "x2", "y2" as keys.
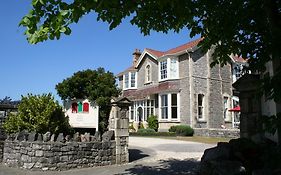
[{"x1": 117, "y1": 38, "x2": 242, "y2": 132}]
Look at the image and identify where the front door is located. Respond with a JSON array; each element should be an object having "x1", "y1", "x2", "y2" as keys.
[{"x1": 137, "y1": 107, "x2": 143, "y2": 122}]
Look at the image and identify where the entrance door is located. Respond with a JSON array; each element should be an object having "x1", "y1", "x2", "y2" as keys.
[{"x1": 137, "y1": 107, "x2": 143, "y2": 122}]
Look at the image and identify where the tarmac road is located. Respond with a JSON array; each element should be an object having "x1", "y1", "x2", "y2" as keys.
[{"x1": 0, "y1": 137, "x2": 215, "y2": 175}]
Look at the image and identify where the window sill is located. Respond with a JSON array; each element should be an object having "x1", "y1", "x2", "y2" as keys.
[
  {"x1": 197, "y1": 120, "x2": 207, "y2": 123},
  {"x1": 144, "y1": 81, "x2": 152, "y2": 85},
  {"x1": 159, "y1": 78, "x2": 179, "y2": 82},
  {"x1": 123, "y1": 87, "x2": 137, "y2": 90}
]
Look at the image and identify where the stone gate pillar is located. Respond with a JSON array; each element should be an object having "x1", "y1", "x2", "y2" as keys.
[{"x1": 109, "y1": 97, "x2": 131, "y2": 164}]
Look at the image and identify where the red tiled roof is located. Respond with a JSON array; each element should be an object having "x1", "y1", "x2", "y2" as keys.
[
  {"x1": 146, "y1": 48, "x2": 165, "y2": 57},
  {"x1": 145, "y1": 38, "x2": 203, "y2": 58}
]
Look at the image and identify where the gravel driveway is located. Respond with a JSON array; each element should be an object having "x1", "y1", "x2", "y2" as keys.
[{"x1": 0, "y1": 137, "x2": 215, "y2": 175}]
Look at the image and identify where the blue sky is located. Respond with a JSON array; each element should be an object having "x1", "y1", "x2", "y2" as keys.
[{"x1": 0, "y1": 1, "x2": 198, "y2": 102}]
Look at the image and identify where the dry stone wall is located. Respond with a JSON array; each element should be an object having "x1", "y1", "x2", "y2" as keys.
[
  {"x1": 2, "y1": 132, "x2": 116, "y2": 171},
  {"x1": 194, "y1": 128, "x2": 240, "y2": 138},
  {"x1": 0, "y1": 141, "x2": 4, "y2": 162}
]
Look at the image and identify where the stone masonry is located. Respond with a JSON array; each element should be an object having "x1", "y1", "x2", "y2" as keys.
[
  {"x1": 0, "y1": 141, "x2": 4, "y2": 162},
  {"x1": 3, "y1": 136, "x2": 116, "y2": 171},
  {"x1": 0, "y1": 98, "x2": 131, "y2": 171}
]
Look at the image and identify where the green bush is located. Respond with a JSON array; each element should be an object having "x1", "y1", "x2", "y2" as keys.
[
  {"x1": 3, "y1": 93, "x2": 71, "y2": 134},
  {"x1": 137, "y1": 128, "x2": 156, "y2": 134},
  {"x1": 169, "y1": 125, "x2": 194, "y2": 136},
  {"x1": 147, "y1": 115, "x2": 158, "y2": 131}
]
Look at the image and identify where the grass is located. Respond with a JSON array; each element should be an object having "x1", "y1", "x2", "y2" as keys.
[
  {"x1": 131, "y1": 135, "x2": 233, "y2": 144},
  {"x1": 171, "y1": 136, "x2": 232, "y2": 144}
]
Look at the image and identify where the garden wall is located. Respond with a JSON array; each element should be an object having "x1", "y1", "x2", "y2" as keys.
[
  {"x1": 2, "y1": 133, "x2": 116, "y2": 171},
  {"x1": 0, "y1": 141, "x2": 4, "y2": 162},
  {"x1": 194, "y1": 128, "x2": 240, "y2": 138}
]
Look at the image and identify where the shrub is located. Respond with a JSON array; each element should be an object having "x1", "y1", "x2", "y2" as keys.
[
  {"x1": 147, "y1": 115, "x2": 158, "y2": 131},
  {"x1": 137, "y1": 128, "x2": 156, "y2": 134},
  {"x1": 3, "y1": 93, "x2": 71, "y2": 134},
  {"x1": 169, "y1": 125, "x2": 194, "y2": 136}
]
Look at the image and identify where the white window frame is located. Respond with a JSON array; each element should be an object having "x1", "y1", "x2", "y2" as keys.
[
  {"x1": 145, "y1": 64, "x2": 152, "y2": 83},
  {"x1": 123, "y1": 72, "x2": 137, "y2": 90},
  {"x1": 197, "y1": 94, "x2": 205, "y2": 121},
  {"x1": 223, "y1": 96, "x2": 231, "y2": 121},
  {"x1": 124, "y1": 73, "x2": 129, "y2": 89},
  {"x1": 160, "y1": 60, "x2": 168, "y2": 80},
  {"x1": 131, "y1": 72, "x2": 136, "y2": 88},
  {"x1": 159, "y1": 93, "x2": 180, "y2": 121},
  {"x1": 159, "y1": 57, "x2": 179, "y2": 81}
]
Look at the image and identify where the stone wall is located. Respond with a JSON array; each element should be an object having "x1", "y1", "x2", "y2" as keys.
[
  {"x1": 3, "y1": 138, "x2": 116, "y2": 171},
  {"x1": 194, "y1": 128, "x2": 240, "y2": 138},
  {"x1": 0, "y1": 141, "x2": 4, "y2": 162}
]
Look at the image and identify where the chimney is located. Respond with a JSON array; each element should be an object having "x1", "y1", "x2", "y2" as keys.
[{"x1": 133, "y1": 49, "x2": 141, "y2": 67}]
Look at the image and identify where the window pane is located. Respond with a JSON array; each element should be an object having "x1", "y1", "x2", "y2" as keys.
[
  {"x1": 172, "y1": 107, "x2": 177, "y2": 119},
  {"x1": 131, "y1": 72, "x2": 135, "y2": 87},
  {"x1": 124, "y1": 74, "x2": 129, "y2": 88},
  {"x1": 160, "y1": 61, "x2": 167, "y2": 79},
  {"x1": 170, "y1": 59, "x2": 177, "y2": 78},
  {"x1": 171, "y1": 94, "x2": 177, "y2": 106},
  {"x1": 161, "y1": 107, "x2": 168, "y2": 119},
  {"x1": 161, "y1": 95, "x2": 168, "y2": 106},
  {"x1": 146, "y1": 65, "x2": 151, "y2": 82},
  {"x1": 198, "y1": 94, "x2": 204, "y2": 119}
]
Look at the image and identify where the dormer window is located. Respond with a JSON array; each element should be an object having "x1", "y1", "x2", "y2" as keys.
[
  {"x1": 131, "y1": 72, "x2": 136, "y2": 88},
  {"x1": 123, "y1": 72, "x2": 137, "y2": 89},
  {"x1": 124, "y1": 74, "x2": 129, "y2": 89},
  {"x1": 146, "y1": 64, "x2": 151, "y2": 83},
  {"x1": 159, "y1": 58, "x2": 179, "y2": 81}
]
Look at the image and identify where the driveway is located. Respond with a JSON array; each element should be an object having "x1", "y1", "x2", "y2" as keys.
[{"x1": 0, "y1": 137, "x2": 215, "y2": 175}]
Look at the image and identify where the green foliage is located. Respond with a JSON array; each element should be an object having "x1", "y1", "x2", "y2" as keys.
[
  {"x1": 130, "y1": 131, "x2": 176, "y2": 137},
  {"x1": 137, "y1": 128, "x2": 156, "y2": 134},
  {"x1": 21, "y1": 0, "x2": 281, "y2": 103},
  {"x1": 55, "y1": 68, "x2": 120, "y2": 133},
  {"x1": 147, "y1": 115, "x2": 158, "y2": 131},
  {"x1": 169, "y1": 125, "x2": 194, "y2": 136},
  {"x1": 3, "y1": 93, "x2": 71, "y2": 134}
]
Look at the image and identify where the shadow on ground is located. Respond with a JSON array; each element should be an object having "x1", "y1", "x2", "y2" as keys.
[
  {"x1": 129, "y1": 149, "x2": 149, "y2": 162},
  {"x1": 116, "y1": 158, "x2": 200, "y2": 175}
]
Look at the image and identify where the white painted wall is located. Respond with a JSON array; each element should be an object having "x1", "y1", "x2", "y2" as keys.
[{"x1": 64, "y1": 99, "x2": 99, "y2": 131}]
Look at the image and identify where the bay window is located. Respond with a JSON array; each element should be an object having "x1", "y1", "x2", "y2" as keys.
[
  {"x1": 159, "y1": 93, "x2": 179, "y2": 121},
  {"x1": 159, "y1": 58, "x2": 179, "y2": 81},
  {"x1": 123, "y1": 72, "x2": 137, "y2": 89}
]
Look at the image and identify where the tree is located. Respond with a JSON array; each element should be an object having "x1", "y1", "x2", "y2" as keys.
[
  {"x1": 56, "y1": 68, "x2": 120, "y2": 133},
  {"x1": 3, "y1": 93, "x2": 71, "y2": 134},
  {"x1": 20, "y1": 0, "x2": 281, "y2": 101}
]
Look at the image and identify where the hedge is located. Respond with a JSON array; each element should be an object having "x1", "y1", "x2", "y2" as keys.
[{"x1": 169, "y1": 125, "x2": 194, "y2": 136}]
